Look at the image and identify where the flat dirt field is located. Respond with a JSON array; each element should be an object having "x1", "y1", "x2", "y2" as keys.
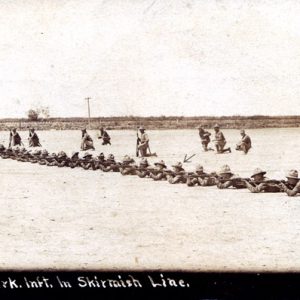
[{"x1": 0, "y1": 128, "x2": 300, "y2": 271}]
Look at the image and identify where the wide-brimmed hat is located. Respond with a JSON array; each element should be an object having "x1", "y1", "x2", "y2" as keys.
[
  {"x1": 214, "y1": 124, "x2": 220, "y2": 129},
  {"x1": 286, "y1": 170, "x2": 299, "y2": 180},
  {"x1": 139, "y1": 126, "x2": 145, "y2": 131},
  {"x1": 251, "y1": 168, "x2": 266, "y2": 178},
  {"x1": 195, "y1": 164, "x2": 204, "y2": 172},
  {"x1": 71, "y1": 151, "x2": 79, "y2": 158},
  {"x1": 41, "y1": 149, "x2": 49, "y2": 156},
  {"x1": 240, "y1": 129, "x2": 245, "y2": 134},
  {"x1": 81, "y1": 128, "x2": 87, "y2": 132},
  {"x1": 122, "y1": 155, "x2": 134, "y2": 164},
  {"x1": 108, "y1": 154, "x2": 115, "y2": 160},
  {"x1": 219, "y1": 165, "x2": 233, "y2": 175},
  {"x1": 33, "y1": 150, "x2": 42, "y2": 156},
  {"x1": 83, "y1": 152, "x2": 93, "y2": 159},
  {"x1": 172, "y1": 162, "x2": 184, "y2": 170},
  {"x1": 197, "y1": 125, "x2": 204, "y2": 130},
  {"x1": 58, "y1": 151, "x2": 67, "y2": 158},
  {"x1": 139, "y1": 158, "x2": 149, "y2": 166},
  {"x1": 154, "y1": 160, "x2": 167, "y2": 168},
  {"x1": 98, "y1": 152, "x2": 105, "y2": 159}
]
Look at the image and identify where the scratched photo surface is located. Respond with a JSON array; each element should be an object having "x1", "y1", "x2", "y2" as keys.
[{"x1": 0, "y1": 0, "x2": 300, "y2": 271}]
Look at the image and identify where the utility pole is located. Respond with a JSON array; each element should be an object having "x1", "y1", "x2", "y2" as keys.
[{"x1": 85, "y1": 97, "x2": 91, "y2": 129}]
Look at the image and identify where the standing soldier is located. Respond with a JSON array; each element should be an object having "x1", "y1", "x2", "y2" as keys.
[
  {"x1": 198, "y1": 126, "x2": 212, "y2": 151},
  {"x1": 236, "y1": 129, "x2": 251, "y2": 154},
  {"x1": 98, "y1": 127, "x2": 111, "y2": 145},
  {"x1": 137, "y1": 126, "x2": 151, "y2": 157},
  {"x1": 213, "y1": 124, "x2": 231, "y2": 154},
  {"x1": 81, "y1": 129, "x2": 95, "y2": 151},
  {"x1": 28, "y1": 128, "x2": 41, "y2": 147},
  {"x1": 9, "y1": 128, "x2": 22, "y2": 148}
]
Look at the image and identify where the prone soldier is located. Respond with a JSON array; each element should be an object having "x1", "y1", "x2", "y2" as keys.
[
  {"x1": 101, "y1": 154, "x2": 120, "y2": 172},
  {"x1": 244, "y1": 168, "x2": 282, "y2": 193},
  {"x1": 166, "y1": 162, "x2": 187, "y2": 184},
  {"x1": 280, "y1": 170, "x2": 300, "y2": 196},
  {"x1": 186, "y1": 164, "x2": 216, "y2": 187},
  {"x1": 149, "y1": 160, "x2": 168, "y2": 181},
  {"x1": 136, "y1": 158, "x2": 151, "y2": 178},
  {"x1": 215, "y1": 165, "x2": 247, "y2": 189},
  {"x1": 119, "y1": 155, "x2": 137, "y2": 175}
]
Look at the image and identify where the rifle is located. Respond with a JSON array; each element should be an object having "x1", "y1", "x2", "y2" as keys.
[
  {"x1": 8, "y1": 131, "x2": 12, "y2": 148},
  {"x1": 184, "y1": 172, "x2": 212, "y2": 179},
  {"x1": 251, "y1": 179, "x2": 286, "y2": 185},
  {"x1": 215, "y1": 176, "x2": 251, "y2": 183},
  {"x1": 136, "y1": 129, "x2": 140, "y2": 157}
]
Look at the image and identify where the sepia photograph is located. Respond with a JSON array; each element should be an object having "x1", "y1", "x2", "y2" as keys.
[{"x1": 1, "y1": 0, "x2": 300, "y2": 297}]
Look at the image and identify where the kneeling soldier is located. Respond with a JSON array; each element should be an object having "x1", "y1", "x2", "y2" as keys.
[
  {"x1": 245, "y1": 168, "x2": 282, "y2": 193},
  {"x1": 167, "y1": 162, "x2": 187, "y2": 184},
  {"x1": 280, "y1": 170, "x2": 300, "y2": 196}
]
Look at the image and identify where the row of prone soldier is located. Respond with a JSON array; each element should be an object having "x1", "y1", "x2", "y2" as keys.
[{"x1": 0, "y1": 145, "x2": 298, "y2": 196}]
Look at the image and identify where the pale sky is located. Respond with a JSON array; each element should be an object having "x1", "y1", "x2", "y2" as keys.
[{"x1": 0, "y1": 0, "x2": 300, "y2": 118}]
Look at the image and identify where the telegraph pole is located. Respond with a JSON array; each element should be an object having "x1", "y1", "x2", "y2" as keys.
[{"x1": 85, "y1": 97, "x2": 91, "y2": 129}]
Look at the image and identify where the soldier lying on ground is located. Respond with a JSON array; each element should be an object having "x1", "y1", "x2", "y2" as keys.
[
  {"x1": 244, "y1": 168, "x2": 282, "y2": 193},
  {"x1": 135, "y1": 158, "x2": 151, "y2": 178},
  {"x1": 149, "y1": 160, "x2": 168, "y2": 181},
  {"x1": 280, "y1": 170, "x2": 300, "y2": 196},
  {"x1": 93, "y1": 153, "x2": 106, "y2": 170},
  {"x1": 215, "y1": 165, "x2": 247, "y2": 189},
  {"x1": 119, "y1": 155, "x2": 137, "y2": 175},
  {"x1": 236, "y1": 130, "x2": 251, "y2": 154},
  {"x1": 101, "y1": 154, "x2": 120, "y2": 172},
  {"x1": 186, "y1": 164, "x2": 216, "y2": 187},
  {"x1": 80, "y1": 152, "x2": 97, "y2": 170},
  {"x1": 38, "y1": 150, "x2": 49, "y2": 165},
  {"x1": 166, "y1": 162, "x2": 187, "y2": 184}
]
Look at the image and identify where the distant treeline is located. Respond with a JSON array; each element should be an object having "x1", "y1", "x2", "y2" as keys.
[{"x1": 0, "y1": 115, "x2": 299, "y2": 130}]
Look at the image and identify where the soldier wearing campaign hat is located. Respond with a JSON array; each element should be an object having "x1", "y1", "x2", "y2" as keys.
[
  {"x1": 236, "y1": 129, "x2": 251, "y2": 154},
  {"x1": 213, "y1": 124, "x2": 231, "y2": 154},
  {"x1": 280, "y1": 170, "x2": 300, "y2": 196}
]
